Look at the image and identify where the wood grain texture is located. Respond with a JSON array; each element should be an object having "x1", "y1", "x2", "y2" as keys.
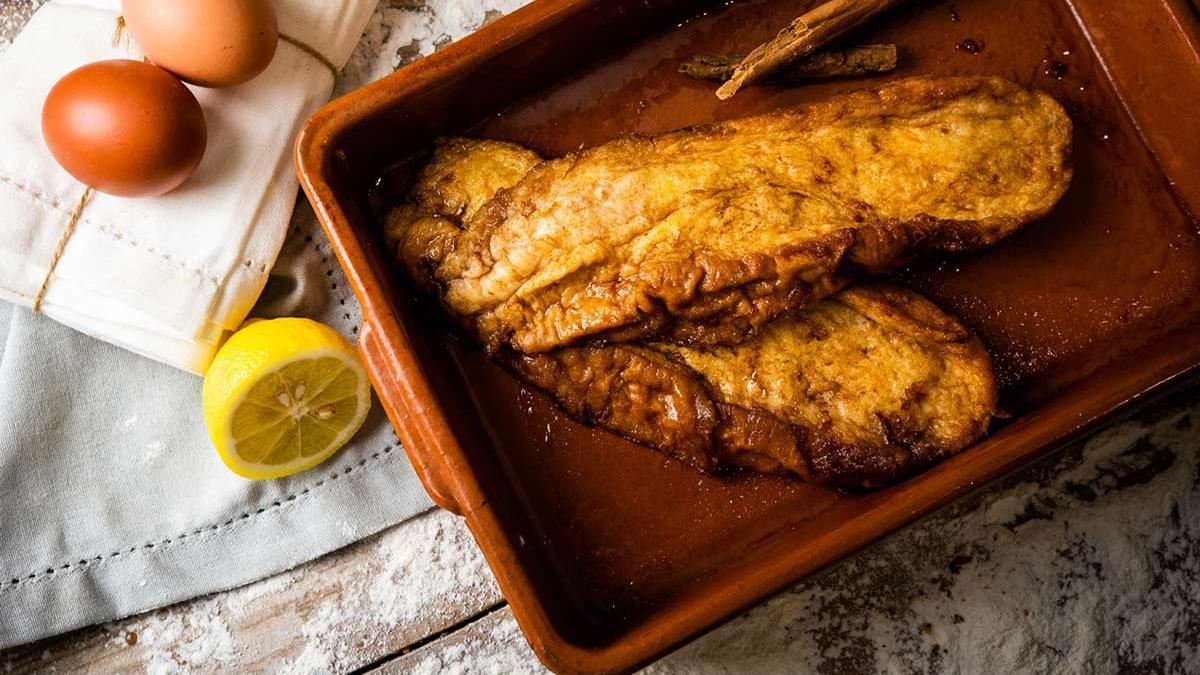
[
  {"x1": 0, "y1": 509, "x2": 504, "y2": 674},
  {"x1": 374, "y1": 605, "x2": 532, "y2": 673}
]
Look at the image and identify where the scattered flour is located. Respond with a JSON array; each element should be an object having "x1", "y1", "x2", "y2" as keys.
[
  {"x1": 280, "y1": 639, "x2": 335, "y2": 675},
  {"x1": 336, "y1": 0, "x2": 531, "y2": 95},
  {"x1": 399, "y1": 608, "x2": 528, "y2": 675},
  {"x1": 143, "y1": 440, "x2": 165, "y2": 464},
  {"x1": 277, "y1": 509, "x2": 501, "y2": 673},
  {"x1": 222, "y1": 569, "x2": 298, "y2": 619},
  {"x1": 369, "y1": 508, "x2": 500, "y2": 628},
  {"x1": 24, "y1": 511, "x2": 498, "y2": 674},
  {"x1": 130, "y1": 597, "x2": 239, "y2": 674}
]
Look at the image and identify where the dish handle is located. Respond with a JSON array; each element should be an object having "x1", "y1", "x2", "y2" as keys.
[{"x1": 358, "y1": 317, "x2": 464, "y2": 515}]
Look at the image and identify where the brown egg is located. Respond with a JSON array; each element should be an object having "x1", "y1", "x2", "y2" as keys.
[
  {"x1": 42, "y1": 60, "x2": 207, "y2": 198},
  {"x1": 121, "y1": 0, "x2": 278, "y2": 88}
]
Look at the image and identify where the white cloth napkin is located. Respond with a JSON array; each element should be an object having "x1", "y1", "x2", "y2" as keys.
[{"x1": 0, "y1": 0, "x2": 378, "y2": 373}]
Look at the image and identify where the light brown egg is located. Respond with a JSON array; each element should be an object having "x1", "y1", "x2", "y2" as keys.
[
  {"x1": 121, "y1": 0, "x2": 278, "y2": 88},
  {"x1": 42, "y1": 60, "x2": 207, "y2": 198}
]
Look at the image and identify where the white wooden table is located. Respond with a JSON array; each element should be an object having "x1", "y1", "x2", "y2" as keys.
[{"x1": 2, "y1": 1, "x2": 1198, "y2": 672}]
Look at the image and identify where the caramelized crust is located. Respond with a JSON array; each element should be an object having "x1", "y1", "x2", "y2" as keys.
[
  {"x1": 662, "y1": 285, "x2": 997, "y2": 486},
  {"x1": 509, "y1": 285, "x2": 997, "y2": 488},
  {"x1": 382, "y1": 94, "x2": 1017, "y2": 486},
  {"x1": 503, "y1": 345, "x2": 721, "y2": 472},
  {"x1": 389, "y1": 76, "x2": 1072, "y2": 354},
  {"x1": 385, "y1": 138, "x2": 542, "y2": 289}
]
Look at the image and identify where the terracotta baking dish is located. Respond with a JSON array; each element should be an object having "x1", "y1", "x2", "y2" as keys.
[{"x1": 296, "y1": 0, "x2": 1200, "y2": 671}]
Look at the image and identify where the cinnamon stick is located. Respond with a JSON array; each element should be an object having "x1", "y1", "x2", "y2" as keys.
[
  {"x1": 716, "y1": 0, "x2": 907, "y2": 100},
  {"x1": 681, "y1": 43, "x2": 896, "y2": 82}
]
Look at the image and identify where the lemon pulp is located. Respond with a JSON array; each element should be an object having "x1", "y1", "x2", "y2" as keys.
[{"x1": 203, "y1": 319, "x2": 370, "y2": 479}]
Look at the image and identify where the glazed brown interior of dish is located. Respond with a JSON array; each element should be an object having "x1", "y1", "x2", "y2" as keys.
[{"x1": 352, "y1": 0, "x2": 1200, "y2": 651}]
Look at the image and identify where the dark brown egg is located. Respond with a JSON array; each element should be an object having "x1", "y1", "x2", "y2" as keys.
[
  {"x1": 42, "y1": 59, "x2": 207, "y2": 198},
  {"x1": 121, "y1": 0, "x2": 279, "y2": 88}
]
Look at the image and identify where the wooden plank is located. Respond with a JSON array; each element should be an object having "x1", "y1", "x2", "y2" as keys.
[
  {"x1": 0, "y1": 509, "x2": 505, "y2": 674},
  {"x1": 375, "y1": 606, "x2": 538, "y2": 674}
]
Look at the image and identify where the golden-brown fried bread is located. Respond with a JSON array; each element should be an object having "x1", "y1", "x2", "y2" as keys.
[
  {"x1": 384, "y1": 122, "x2": 1000, "y2": 487},
  {"x1": 507, "y1": 284, "x2": 996, "y2": 488},
  {"x1": 503, "y1": 344, "x2": 721, "y2": 472},
  {"x1": 392, "y1": 76, "x2": 1071, "y2": 354},
  {"x1": 659, "y1": 284, "x2": 996, "y2": 486},
  {"x1": 385, "y1": 138, "x2": 542, "y2": 287}
]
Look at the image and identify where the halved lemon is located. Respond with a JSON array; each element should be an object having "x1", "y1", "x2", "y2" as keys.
[{"x1": 202, "y1": 318, "x2": 371, "y2": 479}]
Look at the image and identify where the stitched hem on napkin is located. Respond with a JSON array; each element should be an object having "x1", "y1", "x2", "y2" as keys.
[{"x1": 0, "y1": 445, "x2": 433, "y2": 649}]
